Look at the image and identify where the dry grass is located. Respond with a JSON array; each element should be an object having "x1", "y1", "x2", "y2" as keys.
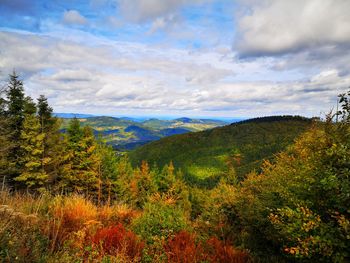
[
  {"x1": 0, "y1": 189, "x2": 50, "y2": 215},
  {"x1": 100, "y1": 203, "x2": 140, "y2": 225}
]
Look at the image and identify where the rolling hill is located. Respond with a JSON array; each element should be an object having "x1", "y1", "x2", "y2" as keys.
[
  {"x1": 60, "y1": 116, "x2": 228, "y2": 150},
  {"x1": 128, "y1": 116, "x2": 314, "y2": 185}
]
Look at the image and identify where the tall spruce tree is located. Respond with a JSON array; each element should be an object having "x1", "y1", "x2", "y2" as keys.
[
  {"x1": 6, "y1": 71, "x2": 25, "y2": 140},
  {"x1": 4, "y1": 71, "x2": 26, "y2": 184},
  {"x1": 37, "y1": 95, "x2": 53, "y2": 131}
]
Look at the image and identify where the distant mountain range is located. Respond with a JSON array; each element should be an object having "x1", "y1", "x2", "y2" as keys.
[
  {"x1": 54, "y1": 113, "x2": 241, "y2": 123},
  {"x1": 58, "y1": 115, "x2": 229, "y2": 150},
  {"x1": 54, "y1": 113, "x2": 96, "y2": 118}
]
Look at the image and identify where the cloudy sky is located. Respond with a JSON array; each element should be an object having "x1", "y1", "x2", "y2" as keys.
[{"x1": 0, "y1": 0, "x2": 350, "y2": 118}]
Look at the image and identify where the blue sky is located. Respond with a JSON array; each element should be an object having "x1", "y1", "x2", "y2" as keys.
[{"x1": 0, "y1": 0, "x2": 350, "y2": 118}]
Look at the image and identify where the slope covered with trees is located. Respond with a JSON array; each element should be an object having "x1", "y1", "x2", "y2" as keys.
[{"x1": 129, "y1": 116, "x2": 313, "y2": 185}]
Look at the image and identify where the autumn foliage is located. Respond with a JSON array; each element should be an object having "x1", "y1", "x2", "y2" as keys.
[
  {"x1": 47, "y1": 195, "x2": 98, "y2": 249},
  {"x1": 92, "y1": 224, "x2": 144, "y2": 260},
  {"x1": 164, "y1": 231, "x2": 204, "y2": 263},
  {"x1": 164, "y1": 231, "x2": 250, "y2": 263},
  {"x1": 205, "y1": 237, "x2": 251, "y2": 263}
]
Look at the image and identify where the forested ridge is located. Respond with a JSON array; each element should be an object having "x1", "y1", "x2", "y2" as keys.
[
  {"x1": 0, "y1": 72, "x2": 349, "y2": 262},
  {"x1": 129, "y1": 115, "x2": 313, "y2": 186}
]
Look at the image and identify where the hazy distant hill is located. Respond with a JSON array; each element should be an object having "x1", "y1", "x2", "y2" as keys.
[
  {"x1": 60, "y1": 116, "x2": 227, "y2": 150},
  {"x1": 129, "y1": 116, "x2": 313, "y2": 186},
  {"x1": 54, "y1": 113, "x2": 95, "y2": 118}
]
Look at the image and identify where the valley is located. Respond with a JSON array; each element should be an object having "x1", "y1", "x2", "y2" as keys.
[{"x1": 59, "y1": 115, "x2": 228, "y2": 150}]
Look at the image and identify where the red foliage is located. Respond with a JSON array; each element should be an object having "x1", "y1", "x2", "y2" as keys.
[
  {"x1": 92, "y1": 224, "x2": 144, "y2": 259},
  {"x1": 164, "y1": 232, "x2": 250, "y2": 263},
  {"x1": 205, "y1": 237, "x2": 250, "y2": 263},
  {"x1": 164, "y1": 231, "x2": 204, "y2": 263}
]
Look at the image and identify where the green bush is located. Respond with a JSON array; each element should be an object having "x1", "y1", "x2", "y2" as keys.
[{"x1": 131, "y1": 201, "x2": 189, "y2": 244}]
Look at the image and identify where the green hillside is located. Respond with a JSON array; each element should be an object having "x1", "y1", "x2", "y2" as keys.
[{"x1": 129, "y1": 116, "x2": 313, "y2": 185}]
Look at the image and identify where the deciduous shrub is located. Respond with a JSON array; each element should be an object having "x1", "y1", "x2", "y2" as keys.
[
  {"x1": 204, "y1": 237, "x2": 251, "y2": 263},
  {"x1": 164, "y1": 230, "x2": 204, "y2": 263},
  {"x1": 92, "y1": 224, "x2": 144, "y2": 260},
  {"x1": 164, "y1": 231, "x2": 251, "y2": 263},
  {"x1": 132, "y1": 201, "x2": 189, "y2": 244}
]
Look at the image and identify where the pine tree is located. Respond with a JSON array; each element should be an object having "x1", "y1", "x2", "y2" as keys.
[{"x1": 15, "y1": 114, "x2": 48, "y2": 189}]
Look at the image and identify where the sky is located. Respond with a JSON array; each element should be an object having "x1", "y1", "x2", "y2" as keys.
[{"x1": 0, "y1": 0, "x2": 350, "y2": 118}]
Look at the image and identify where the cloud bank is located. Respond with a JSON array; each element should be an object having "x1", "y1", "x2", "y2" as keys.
[
  {"x1": 235, "y1": 0, "x2": 350, "y2": 57},
  {"x1": 0, "y1": 0, "x2": 349, "y2": 118}
]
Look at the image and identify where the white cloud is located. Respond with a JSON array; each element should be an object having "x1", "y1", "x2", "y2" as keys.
[
  {"x1": 148, "y1": 14, "x2": 180, "y2": 33},
  {"x1": 0, "y1": 29, "x2": 348, "y2": 118},
  {"x1": 117, "y1": 0, "x2": 208, "y2": 23},
  {"x1": 235, "y1": 0, "x2": 350, "y2": 57},
  {"x1": 63, "y1": 10, "x2": 88, "y2": 26},
  {"x1": 117, "y1": 0, "x2": 182, "y2": 22}
]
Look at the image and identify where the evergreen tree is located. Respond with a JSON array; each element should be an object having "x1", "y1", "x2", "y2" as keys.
[
  {"x1": 67, "y1": 117, "x2": 83, "y2": 144},
  {"x1": 43, "y1": 117, "x2": 64, "y2": 186},
  {"x1": 37, "y1": 94, "x2": 54, "y2": 131},
  {"x1": 113, "y1": 155, "x2": 134, "y2": 203},
  {"x1": 0, "y1": 85, "x2": 6, "y2": 115},
  {"x1": 156, "y1": 161, "x2": 176, "y2": 193},
  {"x1": 4, "y1": 71, "x2": 26, "y2": 184},
  {"x1": 15, "y1": 114, "x2": 48, "y2": 189},
  {"x1": 23, "y1": 96, "x2": 36, "y2": 115},
  {"x1": 36, "y1": 95, "x2": 63, "y2": 185},
  {"x1": 130, "y1": 161, "x2": 157, "y2": 207},
  {"x1": 6, "y1": 71, "x2": 25, "y2": 140},
  {"x1": 96, "y1": 141, "x2": 120, "y2": 204},
  {"x1": 60, "y1": 120, "x2": 99, "y2": 193},
  {"x1": 0, "y1": 85, "x2": 12, "y2": 185}
]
